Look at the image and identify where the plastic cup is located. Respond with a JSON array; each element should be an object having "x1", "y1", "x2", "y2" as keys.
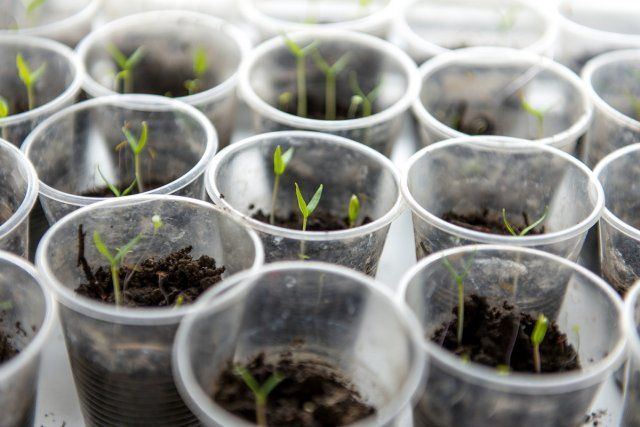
[
  {"x1": 76, "y1": 11, "x2": 251, "y2": 148},
  {"x1": 558, "y1": 0, "x2": 640, "y2": 73},
  {"x1": 206, "y1": 131, "x2": 403, "y2": 276},
  {"x1": 0, "y1": 36, "x2": 83, "y2": 147},
  {"x1": 399, "y1": 244, "x2": 626, "y2": 427},
  {"x1": 21, "y1": 94, "x2": 217, "y2": 224},
  {"x1": 394, "y1": 0, "x2": 557, "y2": 64},
  {"x1": 582, "y1": 49, "x2": 640, "y2": 167},
  {"x1": 173, "y1": 261, "x2": 425, "y2": 427},
  {"x1": 238, "y1": 29, "x2": 420, "y2": 157},
  {"x1": 0, "y1": 0, "x2": 100, "y2": 47},
  {"x1": 402, "y1": 137, "x2": 604, "y2": 262},
  {"x1": 99, "y1": 0, "x2": 239, "y2": 23},
  {"x1": 623, "y1": 282, "x2": 640, "y2": 426},
  {"x1": 412, "y1": 47, "x2": 593, "y2": 158},
  {"x1": 239, "y1": 0, "x2": 400, "y2": 41},
  {"x1": 36, "y1": 195, "x2": 264, "y2": 427}
]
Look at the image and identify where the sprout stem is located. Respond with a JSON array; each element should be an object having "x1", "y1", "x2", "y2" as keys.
[{"x1": 270, "y1": 175, "x2": 280, "y2": 225}]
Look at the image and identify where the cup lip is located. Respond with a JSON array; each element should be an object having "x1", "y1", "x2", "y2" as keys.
[
  {"x1": 581, "y1": 49, "x2": 640, "y2": 132},
  {"x1": 173, "y1": 260, "x2": 426, "y2": 427},
  {"x1": 238, "y1": 0, "x2": 401, "y2": 35},
  {"x1": 206, "y1": 130, "x2": 405, "y2": 241},
  {"x1": 21, "y1": 94, "x2": 218, "y2": 208},
  {"x1": 398, "y1": 243, "x2": 627, "y2": 394},
  {"x1": 0, "y1": 250, "x2": 56, "y2": 384},
  {"x1": 75, "y1": 10, "x2": 252, "y2": 106},
  {"x1": 238, "y1": 28, "x2": 421, "y2": 131},
  {"x1": 0, "y1": 0, "x2": 101, "y2": 38},
  {"x1": 624, "y1": 282, "x2": 640, "y2": 363},
  {"x1": 558, "y1": 0, "x2": 640, "y2": 46},
  {"x1": 0, "y1": 139, "x2": 39, "y2": 242},
  {"x1": 410, "y1": 46, "x2": 593, "y2": 150},
  {"x1": 394, "y1": 0, "x2": 558, "y2": 60},
  {"x1": 401, "y1": 136, "x2": 604, "y2": 246},
  {"x1": 0, "y1": 35, "x2": 84, "y2": 128},
  {"x1": 35, "y1": 194, "x2": 265, "y2": 326}
]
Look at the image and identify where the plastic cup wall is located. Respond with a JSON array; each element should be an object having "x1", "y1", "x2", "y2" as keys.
[{"x1": 623, "y1": 282, "x2": 640, "y2": 426}]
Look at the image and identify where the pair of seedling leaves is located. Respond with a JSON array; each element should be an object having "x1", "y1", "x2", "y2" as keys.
[{"x1": 0, "y1": 54, "x2": 47, "y2": 118}]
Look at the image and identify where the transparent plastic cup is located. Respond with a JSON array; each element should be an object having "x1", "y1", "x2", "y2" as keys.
[
  {"x1": 0, "y1": 36, "x2": 83, "y2": 147},
  {"x1": 412, "y1": 47, "x2": 593, "y2": 158},
  {"x1": 0, "y1": 251, "x2": 55, "y2": 427},
  {"x1": 0, "y1": 139, "x2": 38, "y2": 258},
  {"x1": 402, "y1": 137, "x2": 604, "y2": 261},
  {"x1": 0, "y1": 0, "x2": 100, "y2": 47},
  {"x1": 593, "y1": 144, "x2": 640, "y2": 295},
  {"x1": 21, "y1": 94, "x2": 217, "y2": 224},
  {"x1": 76, "y1": 11, "x2": 251, "y2": 148},
  {"x1": 35, "y1": 195, "x2": 264, "y2": 427},
  {"x1": 399, "y1": 244, "x2": 626, "y2": 427},
  {"x1": 558, "y1": 0, "x2": 640, "y2": 73},
  {"x1": 581, "y1": 49, "x2": 640, "y2": 167},
  {"x1": 206, "y1": 131, "x2": 403, "y2": 276},
  {"x1": 238, "y1": 0, "x2": 400, "y2": 40},
  {"x1": 238, "y1": 29, "x2": 420, "y2": 157},
  {"x1": 394, "y1": 0, "x2": 558, "y2": 64},
  {"x1": 99, "y1": 0, "x2": 239, "y2": 23},
  {"x1": 623, "y1": 282, "x2": 640, "y2": 426},
  {"x1": 173, "y1": 261, "x2": 425, "y2": 427}
]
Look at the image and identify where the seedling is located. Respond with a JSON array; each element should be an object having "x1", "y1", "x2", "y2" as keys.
[
  {"x1": 279, "y1": 92, "x2": 292, "y2": 112},
  {"x1": 502, "y1": 206, "x2": 549, "y2": 237},
  {"x1": 312, "y1": 51, "x2": 351, "y2": 120},
  {"x1": 347, "y1": 95, "x2": 363, "y2": 119},
  {"x1": 235, "y1": 366, "x2": 285, "y2": 427},
  {"x1": 270, "y1": 145, "x2": 295, "y2": 224},
  {"x1": 97, "y1": 165, "x2": 137, "y2": 197},
  {"x1": 294, "y1": 182, "x2": 323, "y2": 259},
  {"x1": 16, "y1": 53, "x2": 46, "y2": 111},
  {"x1": 520, "y1": 96, "x2": 553, "y2": 139},
  {"x1": 0, "y1": 97, "x2": 8, "y2": 118},
  {"x1": 184, "y1": 47, "x2": 209, "y2": 96},
  {"x1": 107, "y1": 44, "x2": 145, "y2": 94},
  {"x1": 349, "y1": 71, "x2": 382, "y2": 118},
  {"x1": 496, "y1": 364, "x2": 511, "y2": 376},
  {"x1": 121, "y1": 121, "x2": 149, "y2": 194},
  {"x1": 347, "y1": 194, "x2": 360, "y2": 228},
  {"x1": 22, "y1": 0, "x2": 46, "y2": 15},
  {"x1": 283, "y1": 36, "x2": 318, "y2": 117},
  {"x1": 531, "y1": 313, "x2": 549, "y2": 374},
  {"x1": 441, "y1": 251, "x2": 476, "y2": 345}
]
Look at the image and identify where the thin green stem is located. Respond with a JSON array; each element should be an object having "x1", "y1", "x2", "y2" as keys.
[
  {"x1": 256, "y1": 398, "x2": 267, "y2": 427},
  {"x1": 124, "y1": 72, "x2": 133, "y2": 94},
  {"x1": 326, "y1": 72, "x2": 336, "y2": 120},
  {"x1": 533, "y1": 343, "x2": 541, "y2": 373},
  {"x1": 362, "y1": 98, "x2": 372, "y2": 118},
  {"x1": 457, "y1": 281, "x2": 464, "y2": 344},
  {"x1": 300, "y1": 216, "x2": 308, "y2": 258},
  {"x1": 111, "y1": 264, "x2": 123, "y2": 306},
  {"x1": 296, "y1": 56, "x2": 307, "y2": 117},
  {"x1": 134, "y1": 152, "x2": 144, "y2": 193},
  {"x1": 270, "y1": 175, "x2": 280, "y2": 225},
  {"x1": 27, "y1": 83, "x2": 34, "y2": 111}
]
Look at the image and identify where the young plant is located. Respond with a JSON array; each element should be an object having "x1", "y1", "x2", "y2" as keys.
[
  {"x1": 97, "y1": 165, "x2": 137, "y2": 197},
  {"x1": 502, "y1": 206, "x2": 549, "y2": 237},
  {"x1": 347, "y1": 194, "x2": 360, "y2": 228},
  {"x1": 16, "y1": 53, "x2": 46, "y2": 111},
  {"x1": 441, "y1": 252, "x2": 476, "y2": 345},
  {"x1": 294, "y1": 182, "x2": 323, "y2": 259},
  {"x1": 347, "y1": 95, "x2": 363, "y2": 119},
  {"x1": 121, "y1": 121, "x2": 149, "y2": 194},
  {"x1": 0, "y1": 97, "x2": 8, "y2": 119},
  {"x1": 531, "y1": 313, "x2": 549, "y2": 374},
  {"x1": 107, "y1": 44, "x2": 145, "y2": 94},
  {"x1": 278, "y1": 92, "x2": 292, "y2": 112},
  {"x1": 184, "y1": 47, "x2": 209, "y2": 96},
  {"x1": 22, "y1": 0, "x2": 46, "y2": 15},
  {"x1": 270, "y1": 145, "x2": 294, "y2": 224},
  {"x1": 235, "y1": 366, "x2": 285, "y2": 427},
  {"x1": 349, "y1": 71, "x2": 382, "y2": 118},
  {"x1": 283, "y1": 36, "x2": 318, "y2": 118},
  {"x1": 312, "y1": 51, "x2": 351, "y2": 120},
  {"x1": 520, "y1": 96, "x2": 552, "y2": 139}
]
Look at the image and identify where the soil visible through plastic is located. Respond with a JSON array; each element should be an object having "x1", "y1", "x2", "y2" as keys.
[
  {"x1": 252, "y1": 209, "x2": 372, "y2": 232},
  {"x1": 0, "y1": 331, "x2": 18, "y2": 363},
  {"x1": 442, "y1": 209, "x2": 545, "y2": 235},
  {"x1": 278, "y1": 92, "x2": 379, "y2": 121},
  {"x1": 214, "y1": 353, "x2": 376, "y2": 426}
]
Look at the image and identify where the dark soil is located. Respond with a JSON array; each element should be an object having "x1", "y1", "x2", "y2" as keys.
[
  {"x1": 431, "y1": 294, "x2": 580, "y2": 373},
  {"x1": 445, "y1": 100, "x2": 496, "y2": 135},
  {"x1": 442, "y1": 209, "x2": 546, "y2": 235},
  {"x1": 0, "y1": 331, "x2": 17, "y2": 363},
  {"x1": 133, "y1": 61, "x2": 193, "y2": 98},
  {"x1": 252, "y1": 209, "x2": 372, "y2": 232},
  {"x1": 8, "y1": 97, "x2": 28, "y2": 116},
  {"x1": 214, "y1": 353, "x2": 375, "y2": 426},
  {"x1": 278, "y1": 92, "x2": 379, "y2": 121},
  {"x1": 81, "y1": 178, "x2": 177, "y2": 198}
]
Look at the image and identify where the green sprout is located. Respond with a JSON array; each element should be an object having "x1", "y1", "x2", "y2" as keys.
[
  {"x1": 278, "y1": 92, "x2": 292, "y2": 112},
  {"x1": 347, "y1": 95, "x2": 363, "y2": 119},
  {"x1": 235, "y1": 366, "x2": 285, "y2": 427},
  {"x1": 520, "y1": 96, "x2": 552, "y2": 139},
  {"x1": 184, "y1": 47, "x2": 208, "y2": 96},
  {"x1": 312, "y1": 51, "x2": 351, "y2": 120},
  {"x1": 283, "y1": 36, "x2": 318, "y2": 118},
  {"x1": 349, "y1": 71, "x2": 382, "y2": 118},
  {"x1": 270, "y1": 145, "x2": 294, "y2": 224},
  {"x1": 97, "y1": 165, "x2": 137, "y2": 197},
  {"x1": 0, "y1": 96, "x2": 8, "y2": 118},
  {"x1": 22, "y1": 0, "x2": 46, "y2": 15},
  {"x1": 121, "y1": 121, "x2": 149, "y2": 194},
  {"x1": 348, "y1": 194, "x2": 360, "y2": 228},
  {"x1": 441, "y1": 252, "x2": 476, "y2": 345},
  {"x1": 496, "y1": 364, "x2": 511, "y2": 376},
  {"x1": 625, "y1": 92, "x2": 640, "y2": 121},
  {"x1": 174, "y1": 294, "x2": 185, "y2": 307},
  {"x1": 531, "y1": 313, "x2": 549, "y2": 374},
  {"x1": 502, "y1": 206, "x2": 549, "y2": 237},
  {"x1": 359, "y1": 0, "x2": 372, "y2": 8},
  {"x1": 107, "y1": 44, "x2": 145, "y2": 94},
  {"x1": 294, "y1": 182, "x2": 323, "y2": 259},
  {"x1": 16, "y1": 53, "x2": 46, "y2": 111}
]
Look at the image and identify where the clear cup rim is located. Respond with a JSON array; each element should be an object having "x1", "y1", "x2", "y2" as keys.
[
  {"x1": 401, "y1": 136, "x2": 604, "y2": 246},
  {"x1": 410, "y1": 46, "x2": 593, "y2": 151},
  {"x1": 206, "y1": 130, "x2": 405, "y2": 241},
  {"x1": 238, "y1": 0, "x2": 401, "y2": 35},
  {"x1": 558, "y1": 0, "x2": 640, "y2": 45},
  {"x1": 35, "y1": 194, "x2": 265, "y2": 325},
  {"x1": 173, "y1": 260, "x2": 426, "y2": 427},
  {"x1": 0, "y1": 139, "x2": 39, "y2": 241},
  {"x1": 0, "y1": 35, "x2": 84, "y2": 127},
  {"x1": 581, "y1": 49, "x2": 640, "y2": 132},
  {"x1": 394, "y1": 0, "x2": 558, "y2": 59},
  {"x1": 397, "y1": 243, "x2": 627, "y2": 394},
  {"x1": 624, "y1": 282, "x2": 640, "y2": 362},
  {"x1": 21, "y1": 94, "x2": 218, "y2": 208},
  {"x1": 237, "y1": 28, "x2": 421, "y2": 131},
  {"x1": 0, "y1": 250, "x2": 56, "y2": 384},
  {"x1": 75, "y1": 10, "x2": 252, "y2": 106}
]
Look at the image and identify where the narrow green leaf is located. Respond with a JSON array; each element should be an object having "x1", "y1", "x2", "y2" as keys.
[
  {"x1": 97, "y1": 165, "x2": 121, "y2": 197},
  {"x1": 113, "y1": 233, "x2": 143, "y2": 264},
  {"x1": 531, "y1": 314, "x2": 549, "y2": 346},
  {"x1": 306, "y1": 184, "x2": 323, "y2": 215},
  {"x1": 501, "y1": 208, "x2": 518, "y2": 236},
  {"x1": 348, "y1": 194, "x2": 360, "y2": 227},
  {"x1": 311, "y1": 51, "x2": 330, "y2": 74},
  {"x1": 234, "y1": 366, "x2": 262, "y2": 396},
  {"x1": 124, "y1": 46, "x2": 145, "y2": 70},
  {"x1": 106, "y1": 44, "x2": 128, "y2": 69},
  {"x1": 25, "y1": 0, "x2": 46, "y2": 14},
  {"x1": 122, "y1": 125, "x2": 138, "y2": 152},
  {"x1": 30, "y1": 63, "x2": 46, "y2": 84},
  {"x1": 273, "y1": 145, "x2": 284, "y2": 176},
  {"x1": 281, "y1": 147, "x2": 294, "y2": 166},
  {"x1": 193, "y1": 47, "x2": 208, "y2": 77},
  {"x1": 120, "y1": 177, "x2": 138, "y2": 197},
  {"x1": 260, "y1": 372, "x2": 285, "y2": 397},
  {"x1": 283, "y1": 36, "x2": 303, "y2": 57},
  {"x1": 294, "y1": 182, "x2": 308, "y2": 218},
  {"x1": 521, "y1": 97, "x2": 543, "y2": 121},
  {"x1": 136, "y1": 121, "x2": 148, "y2": 154},
  {"x1": 16, "y1": 53, "x2": 31, "y2": 86},
  {"x1": 349, "y1": 71, "x2": 365, "y2": 98},
  {"x1": 0, "y1": 96, "x2": 9, "y2": 118},
  {"x1": 93, "y1": 231, "x2": 115, "y2": 264},
  {"x1": 520, "y1": 206, "x2": 548, "y2": 236},
  {"x1": 366, "y1": 78, "x2": 383, "y2": 102},
  {"x1": 331, "y1": 52, "x2": 351, "y2": 73}
]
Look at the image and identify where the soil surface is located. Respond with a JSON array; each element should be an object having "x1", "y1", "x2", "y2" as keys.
[
  {"x1": 0, "y1": 331, "x2": 18, "y2": 363},
  {"x1": 252, "y1": 209, "x2": 372, "y2": 232},
  {"x1": 278, "y1": 92, "x2": 379, "y2": 121},
  {"x1": 442, "y1": 209, "x2": 546, "y2": 235},
  {"x1": 134, "y1": 61, "x2": 193, "y2": 98},
  {"x1": 431, "y1": 294, "x2": 580, "y2": 373},
  {"x1": 445, "y1": 100, "x2": 496, "y2": 135},
  {"x1": 214, "y1": 353, "x2": 376, "y2": 426},
  {"x1": 81, "y1": 178, "x2": 177, "y2": 198}
]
